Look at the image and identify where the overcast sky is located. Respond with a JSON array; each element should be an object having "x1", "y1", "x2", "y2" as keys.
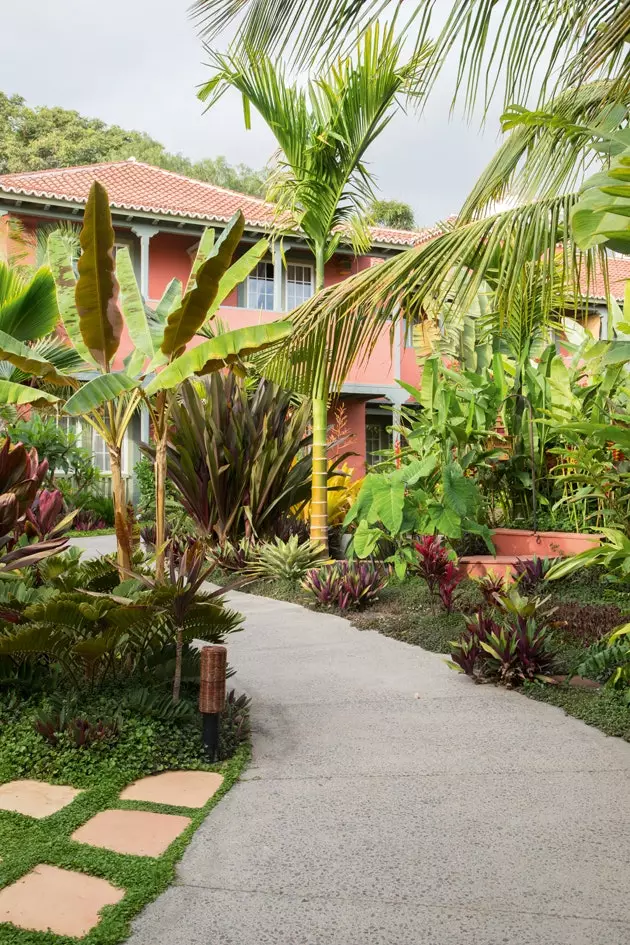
[{"x1": 1, "y1": 0, "x2": 505, "y2": 227}]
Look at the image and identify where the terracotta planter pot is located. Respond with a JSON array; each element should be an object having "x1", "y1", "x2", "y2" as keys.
[{"x1": 491, "y1": 527, "x2": 602, "y2": 559}]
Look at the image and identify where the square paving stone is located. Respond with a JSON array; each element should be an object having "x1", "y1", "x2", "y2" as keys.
[
  {"x1": 119, "y1": 771, "x2": 224, "y2": 808},
  {"x1": 72, "y1": 809, "x2": 192, "y2": 857},
  {"x1": 0, "y1": 864, "x2": 123, "y2": 937},
  {"x1": 0, "y1": 780, "x2": 82, "y2": 819}
]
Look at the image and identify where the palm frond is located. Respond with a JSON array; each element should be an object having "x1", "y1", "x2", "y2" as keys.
[
  {"x1": 200, "y1": 25, "x2": 433, "y2": 260},
  {"x1": 193, "y1": 0, "x2": 630, "y2": 113},
  {"x1": 262, "y1": 192, "x2": 601, "y2": 392},
  {"x1": 461, "y1": 80, "x2": 630, "y2": 221}
]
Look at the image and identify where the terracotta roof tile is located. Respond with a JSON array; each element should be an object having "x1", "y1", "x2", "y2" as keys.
[
  {"x1": 0, "y1": 160, "x2": 440, "y2": 248},
  {"x1": 579, "y1": 256, "x2": 630, "y2": 301}
]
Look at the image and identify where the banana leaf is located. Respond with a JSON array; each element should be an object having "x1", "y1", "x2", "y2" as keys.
[
  {"x1": 47, "y1": 234, "x2": 97, "y2": 368},
  {"x1": 185, "y1": 228, "x2": 215, "y2": 295},
  {"x1": 148, "y1": 321, "x2": 292, "y2": 393},
  {"x1": 64, "y1": 372, "x2": 139, "y2": 416},
  {"x1": 116, "y1": 246, "x2": 154, "y2": 361},
  {"x1": 0, "y1": 329, "x2": 79, "y2": 389},
  {"x1": 161, "y1": 211, "x2": 245, "y2": 357},
  {"x1": 0, "y1": 379, "x2": 60, "y2": 407},
  {"x1": 75, "y1": 181, "x2": 123, "y2": 369}
]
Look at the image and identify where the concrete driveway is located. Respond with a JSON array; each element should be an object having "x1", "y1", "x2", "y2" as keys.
[{"x1": 126, "y1": 586, "x2": 630, "y2": 945}]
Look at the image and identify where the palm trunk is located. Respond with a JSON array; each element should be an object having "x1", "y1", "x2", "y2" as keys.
[
  {"x1": 310, "y1": 245, "x2": 329, "y2": 553},
  {"x1": 173, "y1": 625, "x2": 183, "y2": 704},
  {"x1": 110, "y1": 447, "x2": 132, "y2": 572}
]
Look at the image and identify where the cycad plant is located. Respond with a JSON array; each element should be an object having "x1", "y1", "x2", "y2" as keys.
[{"x1": 200, "y1": 23, "x2": 431, "y2": 551}]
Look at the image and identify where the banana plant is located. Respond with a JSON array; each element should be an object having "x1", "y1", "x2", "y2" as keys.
[{"x1": 48, "y1": 182, "x2": 292, "y2": 575}]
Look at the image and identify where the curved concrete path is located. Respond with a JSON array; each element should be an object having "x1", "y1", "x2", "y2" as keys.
[{"x1": 127, "y1": 587, "x2": 630, "y2": 945}]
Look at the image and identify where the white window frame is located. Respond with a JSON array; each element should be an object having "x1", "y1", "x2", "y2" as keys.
[
  {"x1": 55, "y1": 416, "x2": 130, "y2": 476},
  {"x1": 286, "y1": 262, "x2": 315, "y2": 309},
  {"x1": 246, "y1": 261, "x2": 275, "y2": 311}
]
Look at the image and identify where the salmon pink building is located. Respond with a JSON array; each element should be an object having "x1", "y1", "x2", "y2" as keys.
[{"x1": 0, "y1": 159, "x2": 441, "y2": 494}]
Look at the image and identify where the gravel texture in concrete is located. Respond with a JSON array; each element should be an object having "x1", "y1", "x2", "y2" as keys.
[{"x1": 119, "y1": 583, "x2": 630, "y2": 945}]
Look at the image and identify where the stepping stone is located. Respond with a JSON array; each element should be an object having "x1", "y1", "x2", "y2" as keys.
[
  {"x1": 120, "y1": 770, "x2": 224, "y2": 808},
  {"x1": 0, "y1": 864, "x2": 123, "y2": 937},
  {"x1": 0, "y1": 780, "x2": 81, "y2": 819},
  {"x1": 72, "y1": 809, "x2": 191, "y2": 857}
]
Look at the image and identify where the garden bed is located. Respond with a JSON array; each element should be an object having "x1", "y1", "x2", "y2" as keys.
[{"x1": 0, "y1": 689, "x2": 249, "y2": 945}]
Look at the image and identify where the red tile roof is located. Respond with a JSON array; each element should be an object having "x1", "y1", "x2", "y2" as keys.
[
  {"x1": 580, "y1": 256, "x2": 630, "y2": 301},
  {"x1": 0, "y1": 160, "x2": 436, "y2": 248}
]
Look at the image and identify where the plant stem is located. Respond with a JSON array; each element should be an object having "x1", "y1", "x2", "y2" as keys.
[
  {"x1": 154, "y1": 391, "x2": 168, "y2": 582},
  {"x1": 110, "y1": 447, "x2": 132, "y2": 572},
  {"x1": 173, "y1": 625, "x2": 183, "y2": 704}
]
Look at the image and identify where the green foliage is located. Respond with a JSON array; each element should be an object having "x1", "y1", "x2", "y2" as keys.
[
  {"x1": 247, "y1": 535, "x2": 328, "y2": 581},
  {"x1": 0, "y1": 91, "x2": 268, "y2": 195},
  {"x1": 346, "y1": 455, "x2": 492, "y2": 578},
  {"x1": 7, "y1": 414, "x2": 100, "y2": 496},
  {"x1": 151, "y1": 374, "x2": 322, "y2": 543},
  {"x1": 370, "y1": 198, "x2": 415, "y2": 229}
]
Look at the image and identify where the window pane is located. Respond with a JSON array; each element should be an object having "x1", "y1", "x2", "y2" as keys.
[
  {"x1": 247, "y1": 261, "x2": 274, "y2": 311},
  {"x1": 287, "y1": 263, "x2": 314, "y2": 309},
  {"x1": 92, "y1": 430, "x2": 111, "y2": 473}
]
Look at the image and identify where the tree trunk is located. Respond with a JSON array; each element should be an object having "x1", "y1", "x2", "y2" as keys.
[
  {"x1": 173, "y1": 625, "x2": 183, "y2": 704},
  {"x1": 110, "y1": 447, "x2": 132, "y2": 573},
  {"x1": 154, "y1": 433, "x2": 167, "y2": 581},
  {"x1": 310, "y1": 391, "x2": 329, "y2": 552},
  {"x1": 154, "y1": 390, "x2": 168, "y2": 581},
  {"x1": 310, "y1": 245, "x2": 329, "y2": 553}
]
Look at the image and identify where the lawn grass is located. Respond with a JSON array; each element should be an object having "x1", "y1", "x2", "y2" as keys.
[
  {"x1": 523, "y1": 683, "x2": 630, "y2": 743},
  {"x1": 0, "y1": 694, "x2": 249, "y2": 945},
  {"x1": 67, "y1": 528, "x2": 116, "y2": 538}
]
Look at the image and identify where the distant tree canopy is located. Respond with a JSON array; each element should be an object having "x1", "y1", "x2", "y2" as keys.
[
  {"x1": 0, "y1": 92, "x2": 269, "y2": 197},
  {"x1": 370, "y1": 198, "x2": 416, "y2": 230}
]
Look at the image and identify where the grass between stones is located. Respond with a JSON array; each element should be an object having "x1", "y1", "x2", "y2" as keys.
[{"x1": 0, "y1": 705, "x2": 249, "y2": 945}]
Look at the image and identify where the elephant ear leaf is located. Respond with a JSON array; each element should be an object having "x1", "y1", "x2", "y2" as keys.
[
  {"x1": 161, "y1": 211, "x2": 245, "y2": 358},
  {"x1": 75, "y1": 181, "x2": 123, "y2": 370}
]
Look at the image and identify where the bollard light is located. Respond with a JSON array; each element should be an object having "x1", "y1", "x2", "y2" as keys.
[{"x1": 199, "y1": 645, "x2": 227, "y2": 761}]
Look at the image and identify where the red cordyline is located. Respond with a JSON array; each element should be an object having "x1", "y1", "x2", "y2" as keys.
[{"x1": 414, "y1": 535, "x2": 462, "y2": 612}]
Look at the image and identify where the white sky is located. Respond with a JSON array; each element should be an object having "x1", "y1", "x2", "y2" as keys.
[{"x1": 0, "y1": 0, "x2": 505, "y2": 227}]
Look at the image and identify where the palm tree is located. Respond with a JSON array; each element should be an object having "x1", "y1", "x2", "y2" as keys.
[
  {"x1": 191, "y1": 0, "x2": 630, "y2": 349},
  {"x1": 199, "y1": 23, "x2": 432, "y2": 550}
]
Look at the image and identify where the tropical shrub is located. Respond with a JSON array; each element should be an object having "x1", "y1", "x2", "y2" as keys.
[
  {"x1": 447, "y1": 592, "x2": 557, "y2": 686},
  {"x1": 151, "y1": 374, "x2": 321, "y2": 544},
  {"x1": 302, "y1": 560, "x2": 387, "y2": 610},
  {"x1": 575, "y1": 624, "x2": 630, "y2": 700},
  {"x1": 513, "y1": 556, "x2": 553, "y2": 593},
  {"x1": 412, "y1": 535, "x2": 462, "y2": 612},
  {"x1": 297, "y1": 462, "x2": 362, "y2": 528},
  {"x1": 346, "y1": 455, "x2": 493, "y2": 578},
  {"x1": 246, "y1": 535, "x2": 328, "y2": 582}
]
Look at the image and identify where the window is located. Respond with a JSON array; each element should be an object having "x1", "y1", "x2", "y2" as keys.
[
  {"x1": 366, "y1": 414, "x2": 392, "y2": 467},
  {"x1": 246, "y1": 262, "x2": 274, "y2": 310},
  {"x1": 287, "y1": 263, "x2": 314, "y2": 309},
  {"x1": 91, "y1": 429, "x2": 111, "y2": 473}
]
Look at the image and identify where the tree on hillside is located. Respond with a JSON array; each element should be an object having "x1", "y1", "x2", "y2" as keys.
[
  {"x1": 0, "y1": 92, "x2": 268, "y2": 196},
  {"x1": 370, "y1": 198, "x2": 415, "y2": 230},
  {"x1": 200, "y1": 23, "x2": 431, "y2": 551}
]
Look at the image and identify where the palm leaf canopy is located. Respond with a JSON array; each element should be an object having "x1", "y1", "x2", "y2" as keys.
[
  {"x1": 200, "y1": 23, "x2": 432, "y2": 264},
  {"x1": 0, "y1": 262, "x2": 59, "y2": 342},
  {"x1": 193, "y1": 0, "x2": 630, "y2": 110}
]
